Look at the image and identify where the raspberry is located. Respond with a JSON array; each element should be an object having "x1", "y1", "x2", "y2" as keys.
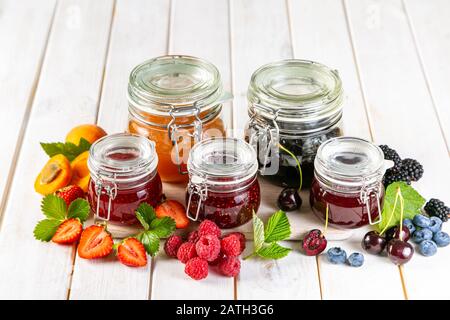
[
  {"x1": 198, "y1": 219, "x2": 221, "y2": 238},
  {"x1": 164, "y1": 235, "x2": 183, "y2": 258},
  {"x1": 177, "y1": 242, "x2": 197, "y2": 263},
  {"x1": 221, "y1": 234, "x2": 244, "y2": 257},
  {"x1": 187, "y1": 230, "x2": 200, "y2": 243},
  {"x1": 218, "y1": 256, "x2": 241, "y2": 277},
  {"x1": 185, "y1": 257, "x2": 208, "y2": 280},
  {"x1": 208, "y1": 252, "x2": 226, "y2": 266},
  {"x1": 195, "y1": 235, "x2": 220, "y2": 261}
]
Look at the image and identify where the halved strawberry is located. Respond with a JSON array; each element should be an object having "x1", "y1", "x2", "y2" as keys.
[
  {"x1": 77, "y1": 225, "x2": 113, "y2": 259},
  {"x1": 155, "y1": 200, "x2": 189, "y2": 229},
  {"x1": 52, "y1": 218, "x2": 82, "y2": 244},
  {"x1": 55, "y1": 185, "x2": 85, "y2": 207},
  {"x1": 117, "y1": 238, "x2": 147, "y2": 267}
]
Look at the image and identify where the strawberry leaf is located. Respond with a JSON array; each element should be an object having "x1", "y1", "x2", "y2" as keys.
[
  {"x1": 33, "y1": 219, "x2": 62, "y2": 242},
  {"x1": 67, "y1": 198, "x2": 90, "y2": 222},
  {"x1": 41, "y1": 195, "x2": 67, "y2": 221},
  {"x1": 135, "y1": 203, "x2": 156, "y2": 230},
  {"x1": 257, "y1": 242, "x2": 291, "y2": 260},
  {"x1": 252, "y1": 211, "x2": 265, "y2": 253},
  {"x1": 137, "y1": 231, "x2": 160, "y2": 256},
  {"x1": 264, "y1": 210, "x2": 291, "y2": 242},
  {"x1": 149, "y1": 217, "x2": 176, "y2": 238}
]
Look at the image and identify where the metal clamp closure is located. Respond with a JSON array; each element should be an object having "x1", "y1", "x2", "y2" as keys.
[
  {"x1": 94, "y1": 175, "x2": 118, "y2": 222},
  {"x1": 359, "y1": 176, "x2": 382, "y2": 225},
  {"x1": 186, "y1": 174, "x2": 208, "y2": 221},
  {"x1": 167, "y1": 104, "x2": 203, "y2": 175}
]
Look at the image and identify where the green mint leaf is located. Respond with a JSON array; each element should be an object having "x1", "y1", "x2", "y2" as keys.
[
  {"x1": 77, "y1": 138, "x2": 92, "y2": 152},
  {"x1": 33, "y1": 219, "x2": 62, "y2": 242},
  {"x1": 149, "y1": 217, "x2": 176, "y2": 238},
  {"x1": 135, "y1": 203, "x2": 156, "y2": 230},
  {"x1": 257, "y1": 242, "x2": 292, "y2": 260},
  {"x1": 67, "y1": 198, "x2": 90, "y2": 222},
  {"x1": 252, "y1": 211, "x2": 265, "y2": 253},
  {"x1": 377, "y1": 182, "x2": 426, "y2": 232},
  {"x1": 41, "y1": 195, "x2": 67, "y2": 221},
  {"x1": 40, "y1": 139, "x2": 91, "y2": 161},
  {"x1": 137, "y1": 231, "x2": 160, "y2": 256},
  {"x1": 264, "y1": 210, "x2": 291, "y2": 242}
]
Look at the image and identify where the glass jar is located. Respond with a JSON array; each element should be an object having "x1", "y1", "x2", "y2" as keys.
[
  {"x1": 87, "y1": 133, "x2": 163, "y2": 225},
  {"x1": 245, "y1": 59, "x2": 344, "y2": 189},
  {"x1": 128, "y1": 55, "x2": 230, "y2": 183},
  {"x1": 309, "y1": 137, "x2": 388, "y2": 229},
  {"x1": 185, "y1": 137, "x2": 260, "y2": 229}
]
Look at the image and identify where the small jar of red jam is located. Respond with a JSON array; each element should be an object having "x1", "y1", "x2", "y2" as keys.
[
  {"x1": 310, "y1": 137, "x2": 389, "y2": 229},
  {"x1": 87, "y1": 133, "x2": 163, "y2": 225},
  {"x1": 186, "y1": 137, "x2": 261, "y2": 229}
]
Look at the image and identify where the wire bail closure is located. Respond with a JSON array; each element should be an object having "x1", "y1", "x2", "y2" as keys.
[
  {"x1": 186, "y1": 173, "x2": 208, "y2": 221},
  {"x1": 359, "y1": 176, "x2": 383, "y2": 225},
  {"x1": 167, "y1": 103, "x2": 203, "y2": 175},
  {"x1": 94, "y1": 174, "x2": 118, "y2": 222}
]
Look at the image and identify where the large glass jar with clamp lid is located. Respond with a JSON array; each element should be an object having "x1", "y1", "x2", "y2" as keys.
[
  {"x1": 310, "y1": 137, "x2": 388, "y2": 229},
  {"x1": 245, "y1": 59, "x2": 344, "y2": 189},
  {"x1": 128, "y1": 55, "x2": 229, "y2": 183},
  {"x1": 185, "y1": 137, "x2": 261, "y2": 229},
  {"x1": 87, "y1": 133, "x2": 163, "y2": 225}
]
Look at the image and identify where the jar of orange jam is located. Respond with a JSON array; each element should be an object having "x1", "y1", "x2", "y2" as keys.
[{"x1": 127, "y1": 55, "x2": 229, "y2": 183}]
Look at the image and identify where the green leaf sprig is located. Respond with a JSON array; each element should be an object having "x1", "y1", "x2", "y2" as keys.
[
  {"x1": 134, "y1": 203, "x2": 176, "y2": 256},
  {"x1": 40, "y1": 137, "x2": 91, "y2": 161},
  {"x1": 34, "y1": 195, "x2": 90, "y2": 241},
  {"x1": 245, "y1": 210, "x2": 292, "y2": 260}
]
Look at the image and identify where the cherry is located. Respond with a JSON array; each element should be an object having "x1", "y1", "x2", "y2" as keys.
[
  {"x1": 302, "y1": 229, "x2": 327, "y2": 256},
  {"x1": 386, "y1": 239, "x2": 414, "y2": 265},
  {"x1": 362, "y1": 231, "x2": 387, "y2": 255},
  {"x1": 277, "y1": 188, "x2": 302, "y2": 211},
  {"x1": 386, "y1": 226, "x2": 411, "y2": 242}
]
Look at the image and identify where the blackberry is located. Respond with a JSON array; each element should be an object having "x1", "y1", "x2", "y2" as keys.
[
  {"x1": 424, "y1": 198, "x2": 449, "y2": 222},
  {"x1": 383, "y1": 167, "x2": 411, "y2": 187},
  {"x1": 401, "y1": 158, "x2": 424, "y2": 182},
  {"x1": 379, "y1": 145, "x2": 402, "y2": 168}
]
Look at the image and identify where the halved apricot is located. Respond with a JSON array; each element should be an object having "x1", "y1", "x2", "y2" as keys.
[
  {"x1": 65, "y1": 124, "x2": 107, "y2": 145},
  {"x1": 35, "y1": 154, "x2": 72, "y2": 195},
  {"x1": 70, "y1": 151, "x2": 90, "y2": 192}
]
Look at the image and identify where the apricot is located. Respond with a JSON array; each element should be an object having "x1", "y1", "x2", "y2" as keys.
[
  {"x1": 65, "y1": 124, "x2": 107, "y2": 145},
  {"x1": 70, "y1": 151, "x2": 90, "y2": 192},
  {"x1": 35, "y1": 155, "x2": 72, "y2": 195}
]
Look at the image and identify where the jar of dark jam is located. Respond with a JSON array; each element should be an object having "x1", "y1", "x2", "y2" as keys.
[
  {"x1": 245, "y1": 60, "x2": 344, "y2": 189},
  {"x1": 87, "y1": 133, "x2": 163, "y2": 225},
  {"x1": 310, "y1": 137, "x2": 388, "y2": 229},
  {"x1": 186, "y1": 137, "x2": 260, "y2": 229}
]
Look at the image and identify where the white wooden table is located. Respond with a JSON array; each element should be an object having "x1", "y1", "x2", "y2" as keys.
[{"x1": 0, "y1": 0, "x2": 449, "y2": 300}]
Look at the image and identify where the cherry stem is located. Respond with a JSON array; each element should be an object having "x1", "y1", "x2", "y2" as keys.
[
  {"x1": 379, "y1": 187, "x2": 401, "y2": 236},
  {"x1": 278, "y1": 143, "x2": 303, "y2": 192},
  {"x1": 323, "y1": 203, "x2": 329, "y2": 236}
]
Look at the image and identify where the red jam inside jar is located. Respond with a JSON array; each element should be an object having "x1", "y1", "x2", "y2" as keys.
[
  {"x1": 186, "y1": 137, "x2": 261, "y2": 229},
  {"x1": 87, "y1": 133, "x2": 163, "y2": 225},
  {"x1": 309, "y1": 137, "x2": 387, "y2": 229}
]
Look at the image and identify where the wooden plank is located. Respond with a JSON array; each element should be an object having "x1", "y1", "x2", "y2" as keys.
[
  {"x1": 289, "y1": 0, "x2": 403, "y2": 299},
  {"x1": 69, "y1": 0, "x2": 170, "y2": 300},
  {"x1": 0, "y1": 0, "x2": 114, "y2": 299},
  {"x1": 404, "y1": 0, "x2": 450, "y2": 151},
  {"x1": 0, "y1": 0, "x2": 56, "y2": 215},
  {"x1": 231, "y1": 0, "x2": 322, "y2": 299},
  {"x1": 344, "y1": 0, "x2": 450, "y2": 299}
]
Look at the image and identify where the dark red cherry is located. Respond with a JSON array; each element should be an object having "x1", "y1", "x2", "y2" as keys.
[
  {"x1": 386, "y1": 226, "x2": 411, "y2": 242},
  {"x1": 302, "y1": 229, "x2": 327, "y2": 256},
  {"x1": 386, "y1": 239, "x2": 414, "y2": 265},
  {"x1": 362, "y1": 231, "x2": 387, "y2": 255},
  {"x1": 277, "y1": 188, "x2": 302, "y2": 211}
]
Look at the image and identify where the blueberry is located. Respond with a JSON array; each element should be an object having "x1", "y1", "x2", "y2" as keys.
[
  {"x1": 412, "y1": 228, "x2": 433, "y2": 244},
  {"x1": 347, "y1": 252, "x2": 364, "y2": 267},
  {"x1": 326, "y1": 247, "x2": 347, "y2": 264},
  {"x1": 403, "y1": 219, "x2": 416, "y2": 235},
  {"x1": 413, "y1": 215, "x2": 430, "y2": 228},
  {"x1": 428, "y1": 217, "x2": 442, "y2": 234},
  {"x1": 418, "y1": 240, "x2": 438, "y2": 257},
  {"x1": 433, "y1": 231, "x2": 450, "y2": 247}
]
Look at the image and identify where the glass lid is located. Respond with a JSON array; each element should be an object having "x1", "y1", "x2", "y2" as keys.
[
  {"x1": 188, "y1": 137, "x2": 258, "y2": 184},
  {"x1": 248, "y1": 59, "x2": 343, "y2": 126},
  {"x1": 88, "y1": 133, "x2": 158, "y2": 180},
  {"x1": 128, "y1": 55, "x2": 227, "y2": 116},
  {"x1": 314, "y1": 137, "x2": 385, "y2": 189}
]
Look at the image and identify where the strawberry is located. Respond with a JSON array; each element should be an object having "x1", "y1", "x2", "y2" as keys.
[
  {"x1": 52, "y1": 218, "x2": 83, "y2": 244},
  {"x1": 155, "y1": 200, "x2": 189, "y2": 229},
  {"x1": 55, "y1": 185, "x2": 85, "y2": 207},
  {"x1": 117, "y1": 238, "x2": 147, "y2": 267},
  {"x1": 78, "y1": 225, "x2": 113, "y2": 259}
]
